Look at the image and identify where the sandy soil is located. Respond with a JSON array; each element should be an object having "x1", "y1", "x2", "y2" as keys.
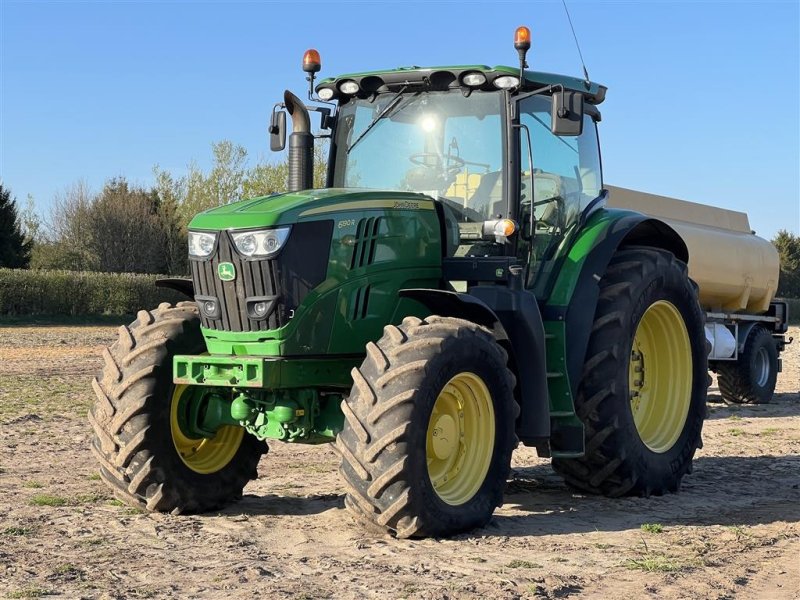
[{"x1": 0, "y1": 324, "x2": 798, "y2": 599}]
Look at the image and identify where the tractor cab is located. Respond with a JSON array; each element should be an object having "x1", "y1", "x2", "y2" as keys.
[{"x1": 272, "y1": 39, "x2": 608, "y2": 298}]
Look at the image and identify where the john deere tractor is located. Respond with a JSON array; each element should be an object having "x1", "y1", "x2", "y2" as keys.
[{"x1": 90, "y1": 28, "x2": 710, "y2": 538}]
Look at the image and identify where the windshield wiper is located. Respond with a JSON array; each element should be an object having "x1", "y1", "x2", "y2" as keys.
[{"x1": 347, "y1": 87, "x2": 419, "y2": 154}]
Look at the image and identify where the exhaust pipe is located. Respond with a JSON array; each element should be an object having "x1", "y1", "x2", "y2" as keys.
[{"x1": 284, "y1": 90, "x2": 314, "y2": 192}]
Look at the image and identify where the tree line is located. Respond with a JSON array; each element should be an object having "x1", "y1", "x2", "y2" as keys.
[
  {"x1": 1, "y1": 146, "x2": 799, "y2": 299},
  {"x1": 0, "y1": 140, "x2": 325, "y2": 276}
]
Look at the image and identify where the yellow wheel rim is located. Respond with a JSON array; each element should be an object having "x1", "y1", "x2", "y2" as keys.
[
  {"x1": 170, "y1": 384, "x2": 244, "y2": 474},
  {"x1": 628, "y1": 300, "x2": 693, "y2": 453},
  {"x1": 426, "y1": 372, "x2": 495, "y2": 506}
]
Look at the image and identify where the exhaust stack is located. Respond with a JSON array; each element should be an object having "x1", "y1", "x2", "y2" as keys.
[{"x1": 284, "y1": 90, "x2": 314, "y2": 192}]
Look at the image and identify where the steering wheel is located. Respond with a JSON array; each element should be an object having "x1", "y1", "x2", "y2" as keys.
[{"x1": 409, "y1": 152, "x2": 466, "y2": 172}]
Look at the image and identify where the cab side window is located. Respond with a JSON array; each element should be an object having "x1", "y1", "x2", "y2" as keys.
[
  {"x1": 518, "y1": 95, "x2": 602, "y2": 291},
  {"x1": 519, "y1": 95, "x2": 602, "y2": 230}
]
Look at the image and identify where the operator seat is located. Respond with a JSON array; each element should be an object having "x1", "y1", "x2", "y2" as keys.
[{"x1": 468, "y1": 171, "x2": 503, "y2": 218}]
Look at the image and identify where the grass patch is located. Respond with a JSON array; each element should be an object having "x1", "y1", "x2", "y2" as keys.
[
  {"x1": 760, "y1": 428, "x2": 779, "y2": 436},
  {"x1": 594, "y1": 543, "x2": 613, "y2": 549},
  {"x1": 506, "y1": 559, "x2": 542, "y2": 569},
  {"x1": 87, "y1": 473, "x2": 102, "y2": 481},
  {"x1": 728, "y1": 428, "x2": 745, "y2": 437},
  {"x1": 625, "y1": 555, "x2": 686, "y2": 573},
  {"x1": 107, "y1": 499, "x2": 125, "y2": 507},
  {"x1": 49, "y1": 563, "x2": 86, "y2": 582},
  {"x1": 30, "y1": 494, "x2": 69, "y2": 507},
  {"x1": 728, "y1": 414, "x2": 742, "y2": 421},
  {"x1": 2, "y1": 526, "x2": 36, "y2": 536},
  {"x1": 641, "y1": 523, "x2": 664, "y2": 534},
  {"x1": 23, "y1": 481, "x2": 44, "y2": 489}
]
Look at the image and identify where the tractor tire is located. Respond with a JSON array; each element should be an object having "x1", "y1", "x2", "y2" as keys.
[
  {"x1": 89, "y1": 302, "x2": 266, "y2": 514},
  {"x1": 336, "y1": 315, "x2": 518, "y2": 538},
  {"x1": 552, "y1": 247, "x2": 707, "y2": 497},
  {"x1": 716, "y1": 326, "x2": 778, "y2": 404}
]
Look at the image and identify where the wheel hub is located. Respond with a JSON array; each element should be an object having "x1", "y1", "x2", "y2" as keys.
[
  {"x1": 426, "y1": 372, "x2": 495, "y2": 506},
  {"x1": 627, "y1": 300, "x2": 692, "y2": 453},
  {"x1": 430, "y1": 414, "x2": 458, "y2": 460}
]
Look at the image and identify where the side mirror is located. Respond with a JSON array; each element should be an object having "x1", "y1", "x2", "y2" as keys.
[
  {"x1": 551, "y1": 91, "x2": 584, "y2": 136},
  {"x1": 269, "y1": 110, "x2": 287, "y2": 151}
]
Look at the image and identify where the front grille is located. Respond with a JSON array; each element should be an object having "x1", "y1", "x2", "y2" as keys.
[{"x1": 191, "y1": 220, "x2": 333, "y2": 332}]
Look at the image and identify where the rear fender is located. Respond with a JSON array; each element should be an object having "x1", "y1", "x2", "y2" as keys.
[{"x1": 543, "y1": 208, "x2": 689, "y2": 401}]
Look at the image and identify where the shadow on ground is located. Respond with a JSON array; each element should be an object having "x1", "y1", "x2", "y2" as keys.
[
  {"x1": 706, "y1": 392, "x2": 800, "y2": 419},
  {"x1": 486, "y1": 454, "x2": 800, "y2": 537},
  {"x1": 221, "y1": 492, "x2": 344, "y2": 517}
]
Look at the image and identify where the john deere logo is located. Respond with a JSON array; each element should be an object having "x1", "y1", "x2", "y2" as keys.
[{"x1": 218, "y1": 262, "x2": 236, "y2": 281}]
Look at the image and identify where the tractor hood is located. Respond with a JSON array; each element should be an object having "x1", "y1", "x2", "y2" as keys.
[{"x1": 188, "y1": 188, "x2": 436, "y2": 231}]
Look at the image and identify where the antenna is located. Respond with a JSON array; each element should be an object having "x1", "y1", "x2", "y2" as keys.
[{"x1": 561, "y1": 0, "x2": 591, "y2": 85}]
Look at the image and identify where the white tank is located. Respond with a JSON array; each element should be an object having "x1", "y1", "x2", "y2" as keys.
[{"x1": 606, "y1": 186, "x2": 780, "y2": 314}]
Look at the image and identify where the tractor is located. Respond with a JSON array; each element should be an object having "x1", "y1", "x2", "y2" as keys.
[{"x1": 90, "y1": 27, "x2": 714, "y2": 538}]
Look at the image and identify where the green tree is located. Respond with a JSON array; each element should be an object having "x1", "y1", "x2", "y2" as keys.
[
  {"x1": 0, "y1": 185, "x2": 32, "y2": 268},
  {"x1": 47, "y1": 180, "x2": 98, "y2": 271},
  {"x1": 773, "y1": 229, "x2": 800, "y2": 298},
  {"x1": 153, "y1": 167, "x2": 189, "y2": 275},
  {"x1": 88, "y1": 178, "x2": 167, "y2": 274}
]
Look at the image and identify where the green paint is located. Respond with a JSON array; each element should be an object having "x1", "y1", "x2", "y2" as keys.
[
  {"x1": 174, "y1": 354, "x2": 361, "y2": 390},
  {"x1": 188, "y1": 188, "x2": 436, "y2": 231},
  {"x1": 544, "y1": 208, "x2": 640, "y2": 307},
  {"x1": 232, "y1": 388, "x2": 344, "y2": 443},
  {"x1": 175, "y1": 386, "x2": 344, "y2": 444}
]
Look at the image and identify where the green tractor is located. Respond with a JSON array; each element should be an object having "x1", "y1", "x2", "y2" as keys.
[{"x1": 90, "y1": 28, "x2": 708, "y2": 538}]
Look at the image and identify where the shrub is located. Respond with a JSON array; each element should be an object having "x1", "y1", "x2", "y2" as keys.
[{"x1": 0, "y1": 269, "x2": 185, "y2": 316}]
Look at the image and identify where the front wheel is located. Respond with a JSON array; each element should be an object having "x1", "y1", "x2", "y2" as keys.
[
  {"x1": 553, "y1": 248, "x2": 708, "y2": 497},
  {"x1": 336, "y1": 316, "x2": 518, "y2": 538},
  {"x1": 89, "y1": 303, "x2": 266, "y2": 513}
]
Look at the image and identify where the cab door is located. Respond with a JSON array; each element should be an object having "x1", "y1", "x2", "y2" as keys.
[{"x1": 514, "y1": 94, "x2": 603, "y2": 295}]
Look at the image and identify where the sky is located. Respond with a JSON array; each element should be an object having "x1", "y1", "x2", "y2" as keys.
[{"x1": 1, "y1": 0, "x2": 799, "y2": 238}]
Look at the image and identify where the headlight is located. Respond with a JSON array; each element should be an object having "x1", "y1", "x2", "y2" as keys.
[
  {"x1": 188, "y1": 231, "x2": 217, "y2": 258},
  {"x1": 231, "y1": 227, "x2": 291, "y2": 258},
  {"x1": 493, "y1": 75, "x2": 520, "y2": 89}
]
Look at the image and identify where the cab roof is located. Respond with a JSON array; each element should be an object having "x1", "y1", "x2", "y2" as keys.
[{"x1": 316, "y1": 65, "x2": 607, "y2": 104}]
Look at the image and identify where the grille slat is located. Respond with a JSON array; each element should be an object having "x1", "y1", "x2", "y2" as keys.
[{"x1": 191, "y1": 221, "x2": 333, "y2": 333}]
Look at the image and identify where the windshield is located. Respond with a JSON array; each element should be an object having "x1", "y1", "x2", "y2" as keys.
[{"x1": 332, "y1": 91, "x2": 505, "y2": 223}]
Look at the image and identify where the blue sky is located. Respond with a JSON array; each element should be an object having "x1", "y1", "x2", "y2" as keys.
[{"x1": 2, "y1": 0, "x2": 798, "y2": 238}]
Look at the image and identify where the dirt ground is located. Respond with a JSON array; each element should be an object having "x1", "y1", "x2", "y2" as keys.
[{"x1": 0, "y1": 324, "x2": 798, "y2": 600}]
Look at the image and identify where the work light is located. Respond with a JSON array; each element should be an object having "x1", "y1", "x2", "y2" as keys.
[
  {"x1": 493, "y1": 76, "x2": 520, "y2": 89},
  {"x1": 339, "y1": 80, "x2": 360, "y2": 95}
]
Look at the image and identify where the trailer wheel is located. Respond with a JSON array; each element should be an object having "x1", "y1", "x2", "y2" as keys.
[
  {"x1": 716, "y1": 326, "x2": 778, "y2": 404},
  {"x1": 553, "y1": 248, "x2": 707, "y2": 497},
  {"x1": 89, "y1": 302, "x2": 266, "y2": 513},
  {"x1": 336, "y1": 316, "x2": 517, "y2": 538}
]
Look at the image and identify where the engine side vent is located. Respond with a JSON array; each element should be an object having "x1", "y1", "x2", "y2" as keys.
[
  {"x1": 350, "y1": 285, "x2": 371, "y2": 320},
  {"x1": 350, "y1": 217, "x2": 382, "y2": 269}
]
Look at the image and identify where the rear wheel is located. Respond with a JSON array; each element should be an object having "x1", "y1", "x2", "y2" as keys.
[
  {"x1": 336, "y1": 316, "x2": 517, "y2": 538},
  {"x1": 89, "y1": 302, "x2": 266, "y2": 513},
  {"x1": 717, "y1": 326, "x2": 778, "y2": 404},
  {"x1": 552, "y1": 248, "x2": 707, "y2": 496}
]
